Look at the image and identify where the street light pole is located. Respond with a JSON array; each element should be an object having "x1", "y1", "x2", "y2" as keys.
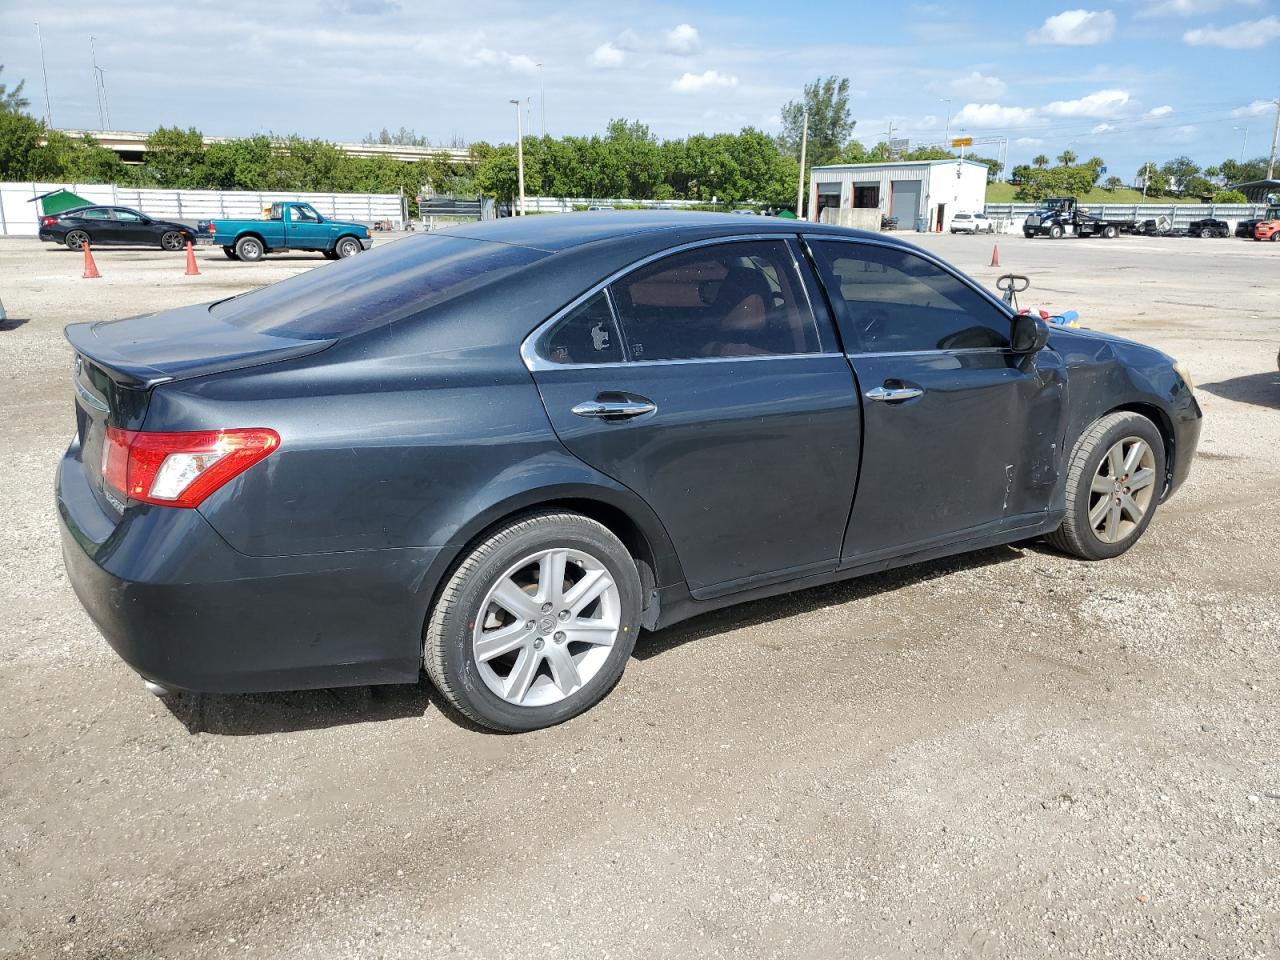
[
  {"x1": 510, "y1": 99, "x2": 525, "y2": 216},
  {"x1": 940, "y1": 98, "x2": 952, "y2": 148},
  {"x1": 537, "y1": 63, "x2": 545, "y2": 138},
  {"x1": 1233, "y1": 125, "x2": 1249, "y2": 165},
  {"x1": 1268, "y1": 97, "x2": 1280, "y2": 181},
  {"x1": 795, "y1": 108, "x2": 809, "y2": 220}
]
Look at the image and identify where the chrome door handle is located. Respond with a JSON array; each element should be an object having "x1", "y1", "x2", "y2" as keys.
[
  {"x1": 571, "y1": 399, "x2": 657, "y2": 419},
  {"x1": 865, "y1": 385, "x2": 924, "y2": 402}
]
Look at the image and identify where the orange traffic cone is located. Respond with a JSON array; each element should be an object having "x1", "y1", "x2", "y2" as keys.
[
  {"x1": 989, "y1": 243, "x2": 1000, "y2": 267},
  {"x1": 82, "y1": 241, "x2": 101, "y2": 279},
  {"x1": 184, "y1": 240, "x2": 200, "y2": 276}
]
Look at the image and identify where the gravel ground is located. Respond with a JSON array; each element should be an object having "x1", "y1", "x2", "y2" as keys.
[{"x1": 1, "y1": 229, "x2": 1277, "y2": 960}]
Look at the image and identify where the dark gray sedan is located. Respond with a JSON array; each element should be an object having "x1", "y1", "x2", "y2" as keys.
[
  {"x1": 57, "y1": 213, "x2": 1201, "y2": 731},
  {"x1": 39, "y1": 205, "x2": 196, "y2": 251}
]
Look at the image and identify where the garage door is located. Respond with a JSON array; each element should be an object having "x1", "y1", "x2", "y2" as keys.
[{"x1": 890, "y1": 180, "x2": 921, "y2": 223}]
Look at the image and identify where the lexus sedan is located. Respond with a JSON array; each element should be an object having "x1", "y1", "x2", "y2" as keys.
[
  {"x1": 40, "y1": 205, "x2": 196, "y2": 251},
  {"x1": 57, "y1": 213, "x2": 1201, "y2": 731}
]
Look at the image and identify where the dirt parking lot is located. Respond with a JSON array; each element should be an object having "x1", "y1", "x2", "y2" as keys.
[{"x1": 1, "y1": 229, "x2": 1277, "y2": 960}]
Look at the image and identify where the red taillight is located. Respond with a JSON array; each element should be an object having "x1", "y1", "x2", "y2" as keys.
[
  {"x1": 207, "y1": 222, "x2": 217, "y2": 233},
  {"x1": 41, "y1": 216, "x2": 58, "y2": 228},
  {"x1": 102, "y1": 427, "x2": 280, "y2": 508}
]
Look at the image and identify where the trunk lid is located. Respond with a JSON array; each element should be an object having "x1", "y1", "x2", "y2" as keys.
[{"x1": 66, "y1": 304, "x2": 334, "y2": 510}]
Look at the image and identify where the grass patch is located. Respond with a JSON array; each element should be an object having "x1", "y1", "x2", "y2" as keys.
[{"x1": 984, "y1": 183, "x2": 1200, "y2": 204}]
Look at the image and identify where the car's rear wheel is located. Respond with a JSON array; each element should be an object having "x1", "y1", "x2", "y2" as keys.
[
  {"x1": 235, "y1": 236, "x2": 264, "y2": 262},
  {"x1": 1046, "y1": 411, "x2": 1166, "y2": 561},
  {"x1": 335, "y1": 236, "x2": 361, "y2": 258},
  {"x1": 424, "y1": 511, "x2": 642, "y2": 732},
  {"x1": 65, "y1": 230, "x2": 90, "y2": 251},
  {"x1": 222, "y1": 246, "x2": 239, "y2": 260},
  {"x1": 1271, "y1": 232, "x2": 1280, "y2": 242},
  {"x1": 160, "y1": 231, "x2": 185, "y2": 251}
]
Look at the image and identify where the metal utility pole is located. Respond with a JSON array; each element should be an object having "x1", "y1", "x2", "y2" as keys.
[
  {"x1": 795, "y1": 108, "x2": 808, "y2": 220},
  {"x1": 939, "y1": 98, "x2": 952, "y2": 148},
  {"x1": 1268, "y1": 97, "x2": 1280, "y2": 181},
  {"x1": 537, "y1": 62, "x2": 546, "y2": 138},
  {"x1": 1233, "y1": 125, "x2": 1248, "y2": 165},
  {"x1": 89, "y1": 36, "x2": 105, "y2": 129},
  {"x1": 510, "y1": 99, "x2": 526, "y2": 216},
  {"x1": 35, "y1": 21, "x2": 53, "y2": 126}
]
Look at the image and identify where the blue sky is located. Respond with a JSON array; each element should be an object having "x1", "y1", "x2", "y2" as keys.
[{"x1": 2, "y1": 0, "x2": 1278, "y2": 181}]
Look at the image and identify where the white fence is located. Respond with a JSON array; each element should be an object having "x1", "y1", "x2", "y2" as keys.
[
  {"x1": 0, "y1": 182, "x2": 407, "y2": 237},
  {"x1": 984, "y1": 202, "x2": 1270, "y2": 231}
]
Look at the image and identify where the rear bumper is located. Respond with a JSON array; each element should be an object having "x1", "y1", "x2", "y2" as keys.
[{"x1": 56, "y1": 440, "x2": 434, "y2": 693}]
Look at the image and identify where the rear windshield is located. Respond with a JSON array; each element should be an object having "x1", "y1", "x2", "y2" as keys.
[{"x1": 210, "y1": 234, "x2": 549, "y2": 339}]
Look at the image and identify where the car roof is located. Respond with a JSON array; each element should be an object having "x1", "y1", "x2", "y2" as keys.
[{"x1": 440, "y1": 211, "x2": 883, "y2": 252}]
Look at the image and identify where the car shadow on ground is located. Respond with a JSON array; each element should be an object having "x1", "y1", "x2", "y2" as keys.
[
  {"x1": 1198, "y1": 371, "x2": 1280, "y2": 411},
  {"x1": 161, "y1": 543, "x2": 1028, "y2": 736},
  {"x1": 634, "y1": 544, "x2": 1026, "y2": 660}
]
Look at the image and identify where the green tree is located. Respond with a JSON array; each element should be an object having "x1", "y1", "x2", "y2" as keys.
[
  {"x1": 1057, "y1": 150, "x2": 1078, "y2": 166},
  {"x1": 1136, "y1": 163, "x2": 1170, "y2": 196},
  {"x1": 1212, "y1": 189, "x2": 1247, "y2": 203},
  {"x1": 0, "y1": 109, "x2": 44, "y2": 178},
  {"x1": 0, "y1": 65, "x2": 29, "y2": 114},
  {"x1": 30, "y1": 131, "x2": 132, "y2": 183},
  {"x1": 1010, "y1": 163, "x2": 1032, "y2": 184},
  {"x1": 1033, "y1": 154, "x2": 1049, "y2": 168},
  {"x1": 143, "y1": 126, "x2": 207, "y2": 187},
  {"x1": 1014, "y1": 165, "x2": 1096, "y2": 202},
  {"x1": 779, "y1": 76, "x2": 855, "y2": 167},
  {"x1": 1159, "y1": 155, "x2": 1200, "y2": 193},
  {"x1": 1103, "y1": 175, "x2": 1123, "y2": 191}
]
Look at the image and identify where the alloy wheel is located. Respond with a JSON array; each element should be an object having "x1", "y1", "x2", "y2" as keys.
[
  {"x1": 472, "y1": 548, "x2": 621, "y2": 707},
  {"x1": 161, "y1": 231, "x2": 184, "y2": 250},
  {"x1": 1088, "y1": 437, "x2": 1156, "y2": 543},
  {"x1": 66, "y1": 231, "x2": 89, "y2": 250}
]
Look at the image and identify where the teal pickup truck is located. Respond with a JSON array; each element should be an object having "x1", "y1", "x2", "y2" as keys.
[{"x1": 198, "y1": 202, "x2": 372, "y2": 262}]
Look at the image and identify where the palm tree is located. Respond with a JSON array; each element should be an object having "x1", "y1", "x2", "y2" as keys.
[
  {"x1": 1057, "y1": 150, "x2": 1078, "y2": 166},
  {"x1": 0, "y1": 65, "x2": 30, "y2": 114},
  {"x1": 1033, "y1": 154, "x2": 1049, "y2": 168}
]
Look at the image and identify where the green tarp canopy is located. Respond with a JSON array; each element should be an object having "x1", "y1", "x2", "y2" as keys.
[{"x1": 29, "y1": 189, "x2": 93, "y2": 216}]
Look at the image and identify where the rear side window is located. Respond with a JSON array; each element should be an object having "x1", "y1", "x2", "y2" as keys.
[
  {"x1": 541, "y1": 292, "x2": 623, "y2": 364},
  {"x1": 211, "y1": 234, "x2": 548, "y2": 339},
  {"x1": 810, "y1": 240, "x2": 1010, "y2": 353},
  {"x1": 608, "y1": 240, "x2": 821, "y2": 361}
]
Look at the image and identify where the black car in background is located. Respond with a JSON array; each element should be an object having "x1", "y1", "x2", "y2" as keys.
[
  {"x1": 1186, "y1": 217, "x2": 1229, "y2": 238},
  {"x1": 57, "y1": 213, "x2": 1202, "y2": 732},
  {"x1": 39, "y1": 205, "x2": 196, "y2": 251}
]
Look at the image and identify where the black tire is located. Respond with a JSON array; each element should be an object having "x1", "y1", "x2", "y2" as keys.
[
  {"x1": 1271, "y1": 232, "x2": 1280, "y2": 242},
  {"x1": 424, "y1": 511, "x2": 642, "y2": 732},
  {"x1": 234, "y1": 235, "x2": 265, "y2": 262},
  {"x1": 1048, "y1": 225, "x2": 1064, "y2": 239},
  {"x1": 1046, "y1": 411, "x2": 1166, "y2": 561},
  {"x1": 322, "y1": 249, "x2": 340, "y2": 260},
  {"x1": 65, "y1": 230, "x2": 90, "y2": 251},
  {"x1": 1200, "y1": 227, "x2": 1213, "y2": 239},
  {"x1": 334, "y1": 235, "x2": 362, "y2": 258},
  {"x1": 1024, "y1": 230, "x2": 1036, "y2": 239},
  {"x1": 160, "y1": 230, "x2": 185, "y2": 251},
  {"x1": 222, "y1": 246, "x2": 239, "y2": 260},
  {"x1": 1102, "y1": 225, "x2": 1118, "y2": 239}
]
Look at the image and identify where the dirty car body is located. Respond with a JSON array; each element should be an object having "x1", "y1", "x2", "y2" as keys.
[{"x1": 56, "y1": 213, "x2": 1202, "y2": 704}]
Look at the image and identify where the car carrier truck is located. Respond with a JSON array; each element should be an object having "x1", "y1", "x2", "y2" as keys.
[{"x1": 1022, "y1": 196, "x2": 1145, "y2": 239}]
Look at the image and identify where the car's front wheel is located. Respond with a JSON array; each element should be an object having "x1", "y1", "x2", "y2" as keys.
[
  {"x1": 160, "y1": 231, "x2": 185, "y2": 251},
  {"x1": 1046, "y1": 411, "x2": 1166, "y2": 561},
  {"x1": 424, "y1": 511, "x2": 642, "y2": 732},
  {"x1": 335, "y1": 236, "x2": 362, "y2": 258}
]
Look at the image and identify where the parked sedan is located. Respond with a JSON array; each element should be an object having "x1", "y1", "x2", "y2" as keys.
[
  {"x1": 950, "y1": 212, "x2": 994, "y2": 234},
  {"x1": 57, "y1": 213, "x2": 1201, "y2": 731},
  {"x1": 39, "y1": 205, "x2": 196, "y2": 251},
  {"x1": 1186, "y1": 218, "x2": 1229, "y2": 239}
]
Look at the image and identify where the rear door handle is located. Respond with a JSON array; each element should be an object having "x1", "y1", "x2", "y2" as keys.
[
  {"x1": 865, "y1": 385, "x2": 924, "y2": 402},
  {"x1": 571, "y1": 399, "x2": 657, "y2": 420}
]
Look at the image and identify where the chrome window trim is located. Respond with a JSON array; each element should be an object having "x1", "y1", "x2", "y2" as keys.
[{"x1": 520, "y1": 233, "x2": 825, "y2": 372}]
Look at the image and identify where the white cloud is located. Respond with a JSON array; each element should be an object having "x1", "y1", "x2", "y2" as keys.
[
  {"x1": 1184, "y1": 15, "x2": 1280, "y2": 46},
  {"x1": 1138, "y1": 0, "x2": 1260, "y2": 16},
  {"x1": 470, "y1": 48, "x2": 538, "y2": 74},
  {"x1": 589, "y1": 42, "x2": 625, "y2": 67},
  {"x1": 943, "y1": 71, "x2": 1007, "y2": 100},
  {"x1": 1169, "y1": 124, "x2": 1200, "y2": 142},
  {"x1": 1231, "y1": 98, "x2": 1277, "y2": 117},
  {"x1": 670, "y1": 69, "x2": 738, "y2": 93},
  {"x1": 1015, "y1": 137, "x2": 1045, "y2": 146},
  {"x1": 1146, "y1": 104, "x2": 1174, "y2": 117},
  {"x1": 952, "y1": 103, "x2": 1039, "y2": 127},
  {"x1": 1029, "y1": 9, "x2": 1116, "y2": 45},
  {"x1": 1043, "y1": 88, "x2": 1131, "y2": 117},
  {"x1": 1091, "y1": 122, "x2": 1115, "y2": 133},
  {"x1": 665, "y1": 23, "x2": 702, "y2": 54}
]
